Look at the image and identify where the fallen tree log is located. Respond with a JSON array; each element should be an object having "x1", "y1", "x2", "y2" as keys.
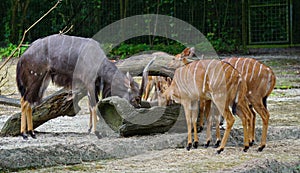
[
  {"x1": 116, "y1": 52, "x2": 180, "y2": 77},
  {"x1": 0, "y1": 89, "x2": 84, "y2": 137},
  {"x1": 97, "y1": 96, "x2": 187, "y2": 137},
  {"x1": 0, "y1": 95, "x2": 20, "y2": 107}
]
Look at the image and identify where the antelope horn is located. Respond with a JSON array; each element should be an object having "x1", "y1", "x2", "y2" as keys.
[{"x1": 139, "y1": 56, "x2": 157, "y2": 97}]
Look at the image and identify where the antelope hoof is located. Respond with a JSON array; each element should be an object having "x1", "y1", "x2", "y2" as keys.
[
  {"x1": 95, "y1": 131, "x2": 102, "y2": 139},
  {"x1": 258, "y1": 145, "x2": 265, "y2": 152},
  {"x1": 193, "y1": 141, "x2": 199, "y2": 149},
  {"x1": 243, "y1": 146, "x2": 249, "y2": 152},
  {"x1": 186, "y1": 143, "x2": 192, "y2": 151},
  {"x1": 216, "y1": 148, "x2": 224, "y2": 154},
  {"x1": 21, "y1": 133, "x2": 28, "y2": 140},
  {"x1": 249, "y1": 140, "x2": 255, "y2": 147},
  {"x1": 198, "y1": 126, "x2": 204, "y2": 133},
  {"x1": 214, "y1": 140, "x2": 221, "y2": 148},
  {"x1": 28, "y1": 130, "x2": 36, "y2": 139},
  {"x1": 204, "y1": 140, "x2": 210, "y2": 148},
  {"x1": 87, "y1": 127, "x2": 92, "y2": 134}
]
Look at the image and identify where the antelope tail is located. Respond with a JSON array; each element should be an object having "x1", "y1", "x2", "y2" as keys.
[{"x1": 232, "y1": 78, "x2": 243, "y2": 115}]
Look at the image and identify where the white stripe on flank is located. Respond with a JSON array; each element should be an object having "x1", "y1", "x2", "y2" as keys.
[
  {"x1": 203, "y1": 60, "x2": 215, "y2": 93},
  {"x1": 179, "y1": 67, "x2": 192, "y2": 98},
  {"x1": 234, "y1": 58, "x2": 241, "y2": 69},
  {"x1": 228, "y1": 64, "x2": 236, "y2": 85},
  {"x1": 193, "y1": 61, "x2": 201, "y2": 97},
  {"x1": 217, "y1": 65, "x2": 231, "y2": 89},
  {"x1": 213, "y1": 63, "x2": 223, "y2": 87},
  {"x1": 60, "y1": 36, "x2": 66, "y2": 59},
  {"x1": 47, "y1": 37, "x2": 51, "y2": 62},
  {"x1": 265, "y1": 69, "x2": 272, "y2": 96},
  {"x1": 240, "y1": 58, "x2": 247, "y2": 75},
  {"x1": 245, "y1": 59, "x2": 251, "y2": 80},
  {"x1": 226, "y1": 58, "x2": 233, "y2": 64},
  {"x1": 68, "y1": 37, "x2": 74, "y2": 67},
  {"x1": 249, "y1": 60, "x2": 258, "y2": 82},
  {"x1": 257, "y1": 64, "x2": 263, "y2": 78},
  {"x1": 235, "y1": 78, "x2": 243, "y2": 104},
  {"x1": 209, "y1": 62, "x2": 217, "y2": 86}
]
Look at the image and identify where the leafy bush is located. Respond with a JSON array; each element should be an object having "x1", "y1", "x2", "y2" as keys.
[
  {"x1": 206, "y1": 32, "x2": 239, "y2": 53},
  {"x1": 0, "y1": 43, "x2": 28, "y2": 60}
]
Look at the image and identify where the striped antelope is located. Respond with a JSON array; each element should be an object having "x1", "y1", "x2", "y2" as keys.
[
  {"x1": 142, "y1": 76, "x2": 172, "y2": 106},
  {"x1": 143, "y1": 48, "x2": 194, "y2": 106},
  {"x1": 174, "y1": 48, "x2": 276, "y2": 151},
  {"x1": 16, "y1": 34, "x2": 143, "y2": 139},
  {"x1": 163, "y1": 59, "x2": 252, "y2": 154},
  {"x1": 200, "y1": 57, "x2": 276, "y2": 151}
]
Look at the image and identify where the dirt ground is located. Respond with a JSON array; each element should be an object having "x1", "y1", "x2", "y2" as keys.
[{"x1": 0, "y1": 55, "x2": 300, "y2": 172}]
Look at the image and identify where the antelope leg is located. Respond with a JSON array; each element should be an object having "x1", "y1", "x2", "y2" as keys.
[
  {"x1": 191, "y1": 100, "x2": 199, "y2": 149},
  {"x1": 26, "y1": 104, "x2": 36, "y2": 139},
  {"x1": 20, "y1": 97, "x2": 28, "y2": 140},
  {"x1": 216, "y1": 107, "x2": 235, "y2": 154},
  {"x1": 182, "y1": 100, "x2": 193, "y2": 151}
]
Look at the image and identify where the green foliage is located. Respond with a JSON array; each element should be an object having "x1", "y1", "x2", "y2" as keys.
[
  {"x1": 109, "y1": 43, "x2": 185, "y2": 59},
  {"x1": 206, "y1": 32, "x2": 239, "y2": 53},
  {"x1": 0, "y1": 43, "x2": 28, "y2": 60}
]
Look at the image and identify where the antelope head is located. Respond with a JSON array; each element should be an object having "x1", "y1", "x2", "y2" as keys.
[
  {"x1": 168, "y1": 47, "x2": 195, "y2": 68},
  {"x1": 123, "y1": 71, "x2": 141, "y2": 108}
]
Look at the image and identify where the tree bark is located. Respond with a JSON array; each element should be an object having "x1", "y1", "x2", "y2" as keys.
[
  {"x1": 0, "y1": 89, "x2": 84, "y2": 137},
  {"x1": 116, "y1": 52, "x2": 179, "y2": 78},
  {"x1": 98, "y1": 96, "x2": 186, "y2": 137},
  {"x1": 0, "y1": 96, "x2": 20, "y2": 107}
]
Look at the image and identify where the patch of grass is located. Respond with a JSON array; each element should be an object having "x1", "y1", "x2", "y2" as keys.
[{"x1": 264, "y1": 59, "x2": 300, "y2": 68}]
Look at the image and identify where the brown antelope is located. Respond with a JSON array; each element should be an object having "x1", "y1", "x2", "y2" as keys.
[
  {"x1": 199, "y1": 57, "x2": 276, "y2": 151},
  {"x1": 163, "y1": 59, "x2": 252, "y2": 154},
  {"x1": 142, "y1": 76, "x2": 172, "y2": 106},
  {"x1": 143, "y1": 48, "x2": 194, "y2": 105},
  {"x1": 174, "y1": 47, "x2": 276, "y2": 151},
  {"x1": 16, "y1": 34, "x2": 143, "y2": 139}
]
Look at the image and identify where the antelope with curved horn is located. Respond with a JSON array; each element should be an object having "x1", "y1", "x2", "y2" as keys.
[
  {"x1": 163, "y1": 59, "x2": 252, "y2": 154},
  {"x1": 16, "y1": 34, "x2": 144, "y2": 139}
]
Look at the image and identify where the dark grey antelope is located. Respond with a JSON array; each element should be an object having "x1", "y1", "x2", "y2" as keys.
[{"x1": 16, "y1": 34, "x2": 143, "y2": 139}]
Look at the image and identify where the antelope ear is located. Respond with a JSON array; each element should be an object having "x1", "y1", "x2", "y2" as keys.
[{"x1": 182, "y1": 47, "x2": 191, "y2": 56}]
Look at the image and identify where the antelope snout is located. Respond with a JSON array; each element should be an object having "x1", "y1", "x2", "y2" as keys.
[{"x1": 130, "y1": 96, "x2": 142, "y2": 108}]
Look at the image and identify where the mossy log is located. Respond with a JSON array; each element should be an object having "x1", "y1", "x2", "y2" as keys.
[{"x1": 98, "y1": 96, "x2": 186, "y2": 137}]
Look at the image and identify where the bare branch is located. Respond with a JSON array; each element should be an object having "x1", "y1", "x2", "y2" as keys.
[{"x1": 0, "y1": 0, "x2": 62, "y2": 71}]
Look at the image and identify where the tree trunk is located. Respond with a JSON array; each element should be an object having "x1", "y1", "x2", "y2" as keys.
[
  {"x1": 98, "y1": 96, "x2": 186, "y2": 137},
  {"x1": 0, "y1": 95, "x2": 20, "y2": 107},
  {"x1": 116, "y1": 52, "x2": 179, "y2": 78}
]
